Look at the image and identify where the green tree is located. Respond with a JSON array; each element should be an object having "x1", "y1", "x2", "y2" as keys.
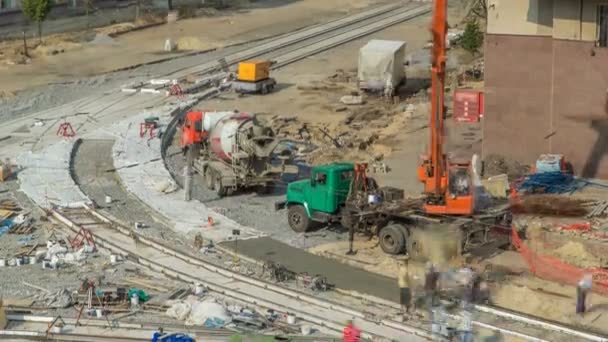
[
  {"x1": 459, "y1": 20, "x2": 484, "y2": 54},
  {"x1": 21, "y1": 0, "x2": 52, "y2": 43}
]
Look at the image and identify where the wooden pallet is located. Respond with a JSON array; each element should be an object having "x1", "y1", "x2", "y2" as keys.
[{"x1": 8, "y1": 224, "x2": 34, "y2": 234}]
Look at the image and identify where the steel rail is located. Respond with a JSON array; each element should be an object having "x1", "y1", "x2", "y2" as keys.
[
  {"x1": 169, "y1": 2, "x2": 427, "y2": 79},
  {"x1": 272, "y1": 5, "x2": 430, "y2": 68},
  {"x1": 337, "y1": 284, "x2": 608, "y2": 342},
  {"x1": 1, "y1": 1, "x2": 424, "y2": 130},
  {"x1": 48, "y1": 206, "x2": 435, "y2": 341},
  {"x1": 48, "y1": 206, "x2": 607, "y2": 342}
]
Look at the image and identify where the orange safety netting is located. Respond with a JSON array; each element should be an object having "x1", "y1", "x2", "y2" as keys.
[{"x1": 511, "y1": 226, "x2": 608, "y2": 294}]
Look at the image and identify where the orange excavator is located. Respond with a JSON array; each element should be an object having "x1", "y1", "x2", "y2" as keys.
[{"x1": 417, "y1": 0, "x2": 474, "y2": 215}]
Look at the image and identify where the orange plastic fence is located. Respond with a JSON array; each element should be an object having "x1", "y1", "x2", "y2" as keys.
[{"x1": 511, "y1": 226, "x2": 608, "y2": 294}]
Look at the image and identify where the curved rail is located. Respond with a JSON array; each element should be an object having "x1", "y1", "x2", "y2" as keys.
[
  {"x1": 49, "y1": 206, "x2": 434, "y2": 341},
  {"x1": 45, "y1": 205, "x2": 608, "y2": 342}
]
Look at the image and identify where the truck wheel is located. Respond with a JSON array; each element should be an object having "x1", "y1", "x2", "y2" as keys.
[
  {"x1": 215, "y1": 176, "x2": 227, "y2": 197},
  {"x1": 288, "y1": 205, "x2": 311, "y2": 233},
  {"x1": 261, "y1": 85, "x2": 269, "y2": 95},
  {"x1": 379, "y1": 224, "x2": 406, "y2": 255},
  {"x1": 204, "y1": 169, "x2": 215, "y2": 190}
]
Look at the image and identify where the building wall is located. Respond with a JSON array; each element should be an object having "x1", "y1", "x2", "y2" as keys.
[
  {"x1": 483, "y1": 36, "x2": 608, "y2": 178},
  {"x1": 552, "y1": 0, "x2": 582, "y2": 39},
  {"x1": 483, "y1": 35, "x2": 553, "y2": 163},
  {"x1": 551, "y1": 40, "x2": 608, "y2": 178},
  {"x1": 487, "y1": 0, "x2": 603, "y2": 40},
  {"x1": 487, "y1": 0, "x2": 554, "y2": 36}
]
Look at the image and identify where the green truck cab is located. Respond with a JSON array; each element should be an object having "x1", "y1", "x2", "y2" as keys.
[
  {"x1": 280, "y1": 162, "x2": 411, "y2": 255},
  {"x1": 284, "y1": 163, "x2": 355, "y2": 232}
]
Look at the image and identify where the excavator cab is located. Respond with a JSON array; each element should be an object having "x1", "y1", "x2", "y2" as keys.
[{"x1": 418, "y1": 157, "x2": 474, "y2": 215}]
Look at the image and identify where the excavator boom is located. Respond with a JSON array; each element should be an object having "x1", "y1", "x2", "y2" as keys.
[{"x1": 417, "y1": 0, "x2": 474, "y2": 215}]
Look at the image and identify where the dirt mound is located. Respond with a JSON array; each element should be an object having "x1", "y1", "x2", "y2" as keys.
[
  {"x1": 484, "y1": 154, "x2": 529, "y2": 180},
  {"x1": 0, "y1": 90, "x2": 16, "y2": 102},
  {"x1": 297, "y1": 80, "x2": 347, "y2": 93},
  {"x1": 33, "y1": 41, "x2": 81, "y2": 57},
  {"x1": 552, "y1": 241, "x2": 600, "y2": 269},
  {"x1": 511, "y1": 195, "x2": 588, "y2": 217},
  {"x1": 307, "y1": 147, "x2": 375, "y2": 165}
]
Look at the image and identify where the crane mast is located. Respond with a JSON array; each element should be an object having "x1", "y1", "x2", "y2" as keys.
[
  {"x1": 417, "y1": 0, "x2": 474, "y2": 215},
  {"x1": 429, "y1": 0, "x2": 447, "y2": 196}
]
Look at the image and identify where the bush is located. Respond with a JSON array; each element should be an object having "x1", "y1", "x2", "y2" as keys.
[
  {"x1": 21, "y1": 0, "x2": 52, "y2": 42},
  {"x1": 459, "y1": 20, "x2": 484, "y2": 54}
]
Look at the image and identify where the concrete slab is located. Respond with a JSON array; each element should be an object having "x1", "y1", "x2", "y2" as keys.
[{"x1": 221, "y1": 237, "x2": 401, "y2": 303}]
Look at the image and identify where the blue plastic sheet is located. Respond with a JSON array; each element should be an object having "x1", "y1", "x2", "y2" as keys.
[
  {"x1": 0, "y1": 219, "x2": 13, "y2": 237},
  {"x1": 151, "y1": 332, "x2": 195, "y2": 342},
  {"x1": 516, "y1": 172, "x2": 586, "y2": 194}
]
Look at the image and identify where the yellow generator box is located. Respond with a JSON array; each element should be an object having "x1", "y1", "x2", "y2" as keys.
[{"x1": 238, "y1": 61, "x2": 271, "y2": 82}]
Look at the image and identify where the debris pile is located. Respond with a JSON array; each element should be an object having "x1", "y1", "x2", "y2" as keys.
[
  {"x1": 271, "y1": 102, "x2": 401, "y2": 170},
  {"x1": 483, "y1": 154, "x2": 529, "y2": 180}
]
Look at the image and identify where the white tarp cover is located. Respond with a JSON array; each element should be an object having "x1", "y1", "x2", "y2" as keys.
[{"x1": 357, "y1": 40, "x2": 406, "y2": 90}]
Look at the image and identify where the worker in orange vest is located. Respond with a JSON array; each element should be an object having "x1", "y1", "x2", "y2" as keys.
[{"x1": 343, "y1": 319, "x2": 361, "y2": 342}]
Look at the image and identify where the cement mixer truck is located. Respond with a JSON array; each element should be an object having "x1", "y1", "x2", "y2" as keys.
[{"x1": 181, "y1": 110, "x2": 297, "y2": 196}]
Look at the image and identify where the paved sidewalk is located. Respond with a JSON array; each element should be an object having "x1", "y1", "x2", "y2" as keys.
[
  {"x1": 16, "y1": 139, "x2": 91, "y2": 208},
  {"x1": 111, "y1": 103, "x2": 264, "y2": 242}
]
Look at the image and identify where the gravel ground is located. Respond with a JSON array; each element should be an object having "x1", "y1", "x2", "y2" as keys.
[
  {"x1": 0, "y1": 257, "x2": 141, "y2": 298},
  {"x1": 164, "y1": 136, "x2": 346, "y2": 249},
  {"x1": 0, "y1": 40, "x2": 253, "y2": 122}
]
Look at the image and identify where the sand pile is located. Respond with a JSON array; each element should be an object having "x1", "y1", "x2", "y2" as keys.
[
  {"x1": 552, "y1": 241, "x2": 600, "y2": 269},
  {"x1": 493, "y1": 284, "x2": 569, "y2": 322},
  {"x1": 176, "y1": 37, "x2": 211, "y2": 51}
]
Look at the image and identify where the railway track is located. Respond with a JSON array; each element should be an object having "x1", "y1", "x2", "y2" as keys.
[
  {"x1": 6, "y1": 2, "x2": 606, "y2": 341},
  {"x1": 2, "y1": 315, "x2": 280, "y2": 342},
  {"x1": 45, "y1": 205, "x2": 607, "y2": 342},
  {"x1": 165, "y1": 2, "x2": 429, "y2": 79},
  {"x1": 2, "y1": 1, "x2": 430, "y2": 152}
]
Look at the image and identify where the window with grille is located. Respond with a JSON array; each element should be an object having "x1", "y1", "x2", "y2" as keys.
[{"x1": 599, "y1": 5, "x2": 608, "y2": 47}]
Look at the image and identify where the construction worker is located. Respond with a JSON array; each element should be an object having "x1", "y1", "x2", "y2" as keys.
[
  {"x1": 398, "y1": 257, "x2": 412, "y2": 315},
  {"x1": 459, "y1": 266, "x2": 475, "y2": 309},
  {"x1": 424, "y1": 262, "x2": 439, "y2": 311},
  {"x1": 458, "y1": 310, "x2": 474, "y2": 342},
  {"x1": 576, "y1": 274, "x2": 592, "y2": 315},
  {"x1": 343, "y1": 319, "x2": 361, "y2": 342},
  {"x1": 130, "y1": 230, "x2": 140, "y2": 247}
]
